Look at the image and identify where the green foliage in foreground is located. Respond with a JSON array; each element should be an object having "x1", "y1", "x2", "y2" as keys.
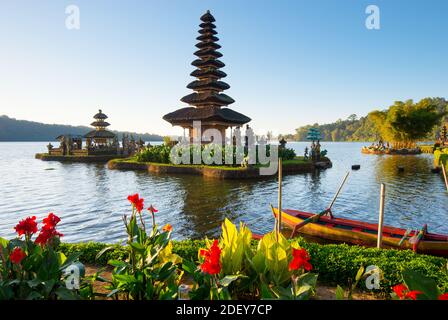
[{"x1": 59, "y1": 238, "x2": 448, "y2": 293}]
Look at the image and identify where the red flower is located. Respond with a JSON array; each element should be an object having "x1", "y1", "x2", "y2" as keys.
[
  {"x1": 42, "y1": 212, "x2": 61, "y2": 228},
  {"x1": 35, "y1": 213, "x2": 63, "y2": 246},
  {"x1": 438, "y1": 293, "x2": 448, "y2": 300},
  {"x1": 35, "y1": 226, "x2": 63, "y2": 246},
  {"x1": 392, "y1": 283, "x2": 422, "y2": 300},
  {"x1": 405, "y1": 290, "x2": 422, "y2": 300},
  {"x1": 128, "y1": 194, "x2": 144, "y2": 213},
  {"x1": 289, "y1": 248, "x2": 313, "y2": 271},
  {"x1": 199, "y1": 239, "x2": 221, "y2": 275},
  {"x1": 14, "y1": 216, "x2": 38, "y2": 237},
  {"x1": 147, "y1": 204, "x2": 158, "y2": 214},
  {"x1": 9, "y1": 247, "x2": 26, "y2": 265}
]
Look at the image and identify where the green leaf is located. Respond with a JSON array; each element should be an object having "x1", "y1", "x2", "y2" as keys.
[
  {"x1": 26, "y1": 291, "x2": 43, "y2": 300},
  {"x1": 108, "y1": 259, "x2": 129, "y2": 268},
  {"x1": 55, "y1": 287, "x2": 79, "y2": 300},
  {"x1": 0, "y1": 237, "x2": 9, "y2": 249},
  {"x1": 402, "y1": 269, "x2": 441, "y2": 300},
  {"x1": 335, "y1": 285, "x2": 345, "y2": 300},
  {"x1": 182, "y1": 260, "x2": 197, "y2": 274},
  {"x1": 220, "y1": 275, "x2": 244, "y2": 287},
  {"x1": 260, "y1": 283, "x2": 275, "y2": 300},
  {"x1": 355, "y1": 266, "x2": 365, "y2": 281},
  {"x1": 96, "y1": 245, "x2": 115, "y2": 260},
  {"x1": 130, "y1": 242, "x2": 145, "y2": 252}
]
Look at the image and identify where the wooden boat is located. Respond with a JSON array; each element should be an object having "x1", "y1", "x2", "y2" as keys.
[{"x1": 272, "y1": 207, "x2": 448, "y2": 257}]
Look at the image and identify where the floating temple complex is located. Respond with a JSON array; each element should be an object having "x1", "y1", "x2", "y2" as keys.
[
  {"x1": 163, "y1": 10, "x2": 251, "y2": 143},
  {"x1": 39, "y1": 110, "x2": 145, "y2": 161}
]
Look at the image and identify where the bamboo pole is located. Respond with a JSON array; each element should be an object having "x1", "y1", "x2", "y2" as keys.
[
  {"x1": 328, "y1": 171, "x2": 350, "y2": 211},
  {"x1": 377, "y1": 183, "x2": 386, "y2": 249},
  {"x1": 442, "y1": 164, "x2": 448, "y2": 192},
  {"x1": 276, "y1": 157, "x2": 283, "y2": 241}
]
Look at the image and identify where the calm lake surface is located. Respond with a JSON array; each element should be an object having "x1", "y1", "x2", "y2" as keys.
[{"x1": 0, "y1": 142, "x2": 447, "y2": 243}]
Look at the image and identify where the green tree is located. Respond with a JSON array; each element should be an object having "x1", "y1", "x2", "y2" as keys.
[{"x1": 368, "y1": 98, "x2": 445, "y2": 149}]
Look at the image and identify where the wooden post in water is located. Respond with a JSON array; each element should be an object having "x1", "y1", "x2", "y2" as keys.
[
  {"x1": 377, "y1": 183, "x2": 386, "y2": 249},
  {"x1": 442, "y1": 164, "x2": 448, "y2": 192},
  {"x1": 276, "y1": 157, "x2": 283, "y2": 241}
]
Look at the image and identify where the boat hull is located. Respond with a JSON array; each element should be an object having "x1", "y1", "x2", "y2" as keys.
[{"x1": 272, "y1": 208, "x2": 448, "y2": 257}]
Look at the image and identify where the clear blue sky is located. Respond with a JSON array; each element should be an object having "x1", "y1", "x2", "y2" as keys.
[{"x1": 0, "y1": 0, "x2": 447, "y2": 136}]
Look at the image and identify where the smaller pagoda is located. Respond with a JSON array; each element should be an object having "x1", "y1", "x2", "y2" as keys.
[{"x1": 84, "y1": 109, "x2": 116, "y2": 147}]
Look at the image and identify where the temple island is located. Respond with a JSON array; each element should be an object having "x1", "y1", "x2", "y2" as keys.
[
  {"x1": 35, "y1": 110, "x2": 146, "y2": 163},
  {"x1": 108, "y1": 11, "x2": 332, "y2": 178}
]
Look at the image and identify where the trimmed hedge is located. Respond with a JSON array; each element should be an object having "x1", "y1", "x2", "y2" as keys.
[{"x1": 59, "y1": 238, "x2": 448, "y2": 293}]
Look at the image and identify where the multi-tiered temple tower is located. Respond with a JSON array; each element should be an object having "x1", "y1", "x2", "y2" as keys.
[
  {"x1": 163, "y1": 10, "x2": 251, "y2": 143},
  {"x1": 84, "y1": 109, "x2": 116, "y2": 146}
]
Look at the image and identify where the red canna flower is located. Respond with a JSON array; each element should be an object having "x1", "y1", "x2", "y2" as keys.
[
  {"x1": 392, "y1": 284, "x2": 408, "y2": 298},
  {"x1": 35, "y1": 213, "x2": 63, "y2": 246},
  {"x1": 162, "y1": 224, "x2": 173, "y2": 232},
  {"x1": 147, "y1": 204, "x2": 158, "y2": 214},
  {"x1": 128, "y1": 193, "x2": 144, "y2": 213},
  {"x1": 405, "y1": 290, "x2": 423, "y2": 300},
  {"x1": 392, "y1": 283, "x2": 422, "y2": 300},
  {"x1": 9, "y1": 247, "x2": 26, "y2": 265},
  {"x1": 14, "y1": 216, "x2": 38, "y2": 237},
  {"x1": 289, "y1": 247, "x2": 313, "y2": 271},
  {"x1": 42, "y1": 212, "x2": 61, "y2": 228},
  {"x1": 438, "y1": 293, "x2": 448, "y2": 300},
  {"x1": 199, "y1": 239, "x2": 221, "y2": 275},
  {"x1": 35, "y1": 226, "x2": 64, "y2": 246}
]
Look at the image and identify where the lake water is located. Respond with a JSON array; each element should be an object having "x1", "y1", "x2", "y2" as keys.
[{"x1": 0, "y1": 142, "x2": 447, "y2": 243}]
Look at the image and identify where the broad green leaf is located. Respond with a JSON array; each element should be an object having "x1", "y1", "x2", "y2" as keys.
[
  {"x1": 335, "y1": 285, "x2": 345, "y2": 300},
  {"x1": 403, "y1": 269, "x2": 441, "y2": 300},
  {"x1": 260, "y1": 283, "x2": 275, "y2": 300},
  {"x1": 220, "y1": 275, "x2": 243, "y2": 287},
  {"x1": 95, "y1": 245, "x2": 116, "y2": 260},
  {"x1": 182, "y1": 260, "x2": 197, "y2": 274},
  {"x1": 0, "y1": 237, "x2": 9, "y2": 249}
]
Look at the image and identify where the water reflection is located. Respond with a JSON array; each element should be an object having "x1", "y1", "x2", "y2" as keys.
[{"x1": 0, "y1": 142, "x2": 447, "y2": 243}]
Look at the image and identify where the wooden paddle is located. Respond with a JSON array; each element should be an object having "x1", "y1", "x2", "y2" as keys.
[
  {"x1": 398, "y1": 228, "x2": 412, "y2": 246},
  {"x1": 409, "y1": 224, "x2": 427, "y2": 252},
  {"x1": 285, "y1": 171, "x2": 350, "y2": 238}
]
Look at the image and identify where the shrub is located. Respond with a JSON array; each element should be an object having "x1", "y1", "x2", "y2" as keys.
[
  {"x1": 59, "y1": 242, "x2": 127, "y2": 266},
  {"x1": 279, "y1": 147, "x2": 296, "y2": 160},
  {"x1": 60, "y1": 238, "x2": 448, "y2": 295},
  {"x1": 136, "y1": 145, "x2": 172, "y2": 163}
]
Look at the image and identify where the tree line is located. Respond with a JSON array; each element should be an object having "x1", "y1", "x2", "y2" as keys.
[
  {"x1": 0, "y1": 115, "x2": 163, "y2": 142},
  {"x1": 281, "y1": 97, "x2": 447, "y2": 144}
]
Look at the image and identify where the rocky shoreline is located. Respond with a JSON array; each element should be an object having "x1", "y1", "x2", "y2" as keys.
[{"x1": 35, "y1": 153, "x2": 126, "y2": 163}]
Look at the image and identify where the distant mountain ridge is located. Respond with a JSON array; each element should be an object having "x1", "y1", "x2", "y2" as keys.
[{"x1": 0, "y1": 115, "x2": 164, "y2": 142}]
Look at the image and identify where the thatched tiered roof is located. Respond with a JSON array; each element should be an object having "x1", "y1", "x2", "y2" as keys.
[
  {"x1": 163, "y1": 10, "x2": 250, "y2": 127},
  {"x1": 84, "y1": 109, "x2": 116, "y2": 139}
]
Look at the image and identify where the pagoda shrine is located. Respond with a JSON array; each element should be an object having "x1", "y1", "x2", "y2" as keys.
[
  {"x1": 84, "y1": 109, "x2": 117, "y2": 147},
  {"x1": 163, "y1": 10, "x2": 251, "y2": 143}
]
